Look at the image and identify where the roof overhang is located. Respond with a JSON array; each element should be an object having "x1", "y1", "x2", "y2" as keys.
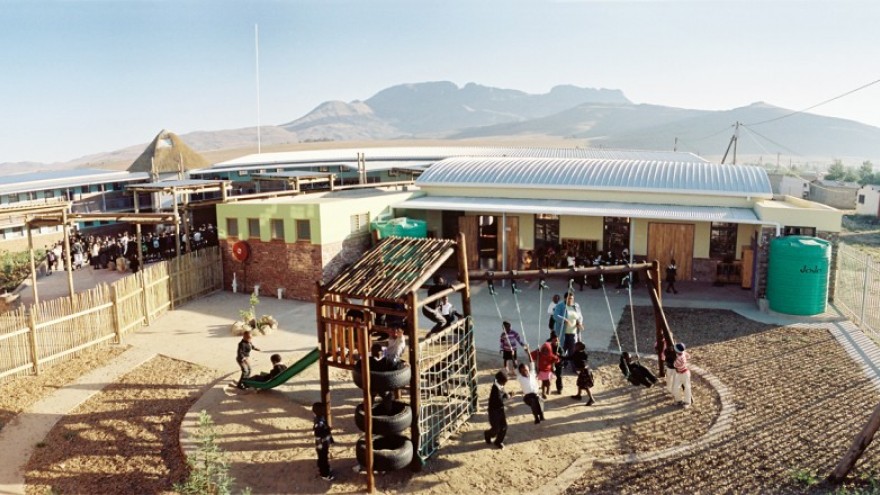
[{"x1": 395, "y1": 196, "x2": 765, "y2": 225}]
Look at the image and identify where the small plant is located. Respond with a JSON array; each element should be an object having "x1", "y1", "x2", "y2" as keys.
[
  {"x1": 237, "y1": 292, "x2": 260, "y2": 326},
  {"x1": 792, "y1": 468, "x2": 819, "y2": 486},
  {"x1": 232, "y1": 292, "x2": 275, "y2": 336},
  {"x1": 174, "y1": 410, "x2": 249, "y2": 495}
]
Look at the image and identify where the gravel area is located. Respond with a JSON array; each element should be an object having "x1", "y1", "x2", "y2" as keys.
[
  {"x1": 566, "y1": 307, "x2": 880, "y2": 494},
  {"x1": 23, "y1": 355, "x2": 215, "y2": 495},
  {"x1": 0, "y1": 344, "x2": 128, "y2": 432}
]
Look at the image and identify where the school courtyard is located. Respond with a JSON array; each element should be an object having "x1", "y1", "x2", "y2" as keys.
[{"x1": 1, "y1": 270, "x2": 879, "y2": 494}]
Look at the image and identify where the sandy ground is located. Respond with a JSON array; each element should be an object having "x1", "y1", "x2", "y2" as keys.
[
  {"x1": 10, "y1": 306, "x2": 880, "y2": 494},
  {"x1": 23, "y1": 355, "x2": 215, "y2": 495},
  {"x1": 0, "y1": 345, "x2": 128, "y2": 432}
]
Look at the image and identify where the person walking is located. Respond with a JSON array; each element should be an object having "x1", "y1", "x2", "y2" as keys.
[
  {"x1": 666, "y1": 259, "x2": 679, "y2": 294},
  {"x1": 484, "y1": 371, "x2": 510, "y2": 449}
]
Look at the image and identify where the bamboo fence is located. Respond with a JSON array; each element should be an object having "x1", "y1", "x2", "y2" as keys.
[{"x1": 0, "y1": 246, "x2": 223, "y2": 384}]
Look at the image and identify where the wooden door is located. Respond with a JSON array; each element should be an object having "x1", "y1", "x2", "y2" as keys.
[
  {"x1": 496, "y1": 216, "x2": 519, "y2": 270},
  {"x1": 647, "y1": 223, "x2": 694, "y2": 280},
  {"x1": 458, "y1": 216, "x2": 479, "y2": 268}
]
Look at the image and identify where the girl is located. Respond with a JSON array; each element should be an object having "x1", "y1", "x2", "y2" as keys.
[
  {"x1": 499, "y1": 321, "x2": 526, "y2": 377},
  {"x1": 569, "y1": 342, "x2": 596, "y2": 405},
  {"x1": 533, "y1": 341, "x2": 560, "y2": 399},
  {"x1": 672, "y1": 343, "x2": 692, "y2": 408}
]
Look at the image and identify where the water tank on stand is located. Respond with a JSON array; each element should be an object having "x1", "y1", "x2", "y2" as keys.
[{"x1": 766, "y1": 236, "x2": 831, "y2": 316}]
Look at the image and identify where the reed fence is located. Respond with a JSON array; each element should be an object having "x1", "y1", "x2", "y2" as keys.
[{"x1": 0, "y1": 246, "x2": 223, "y2": 383}]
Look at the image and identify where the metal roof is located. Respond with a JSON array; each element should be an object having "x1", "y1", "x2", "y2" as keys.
[
  {"x1": 251, "y1": 171, "x2": 335, "y2": 180},
  {"x1": 209, "y1": 147, "x2": 708, "y2": 169},
  {"x1": 416, "y1": 157, "x2": 772, "y2": 198},
  {"x1": 0, "y1": 169, "x2": 149, "y2": 196},
  {"x1": 125, "y1": 179, "x2": 229, "y2": 192},
  {"x1": 396, "y1": 196, "x2": 763, "y2": 224}
]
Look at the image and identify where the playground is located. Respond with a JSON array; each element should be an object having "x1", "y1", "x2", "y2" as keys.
[{"x1": 3, "y1": 241, "x2": 880, "y2": 493}]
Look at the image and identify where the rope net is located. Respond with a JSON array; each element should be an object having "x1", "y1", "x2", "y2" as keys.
[{"x1": 416, "y1": 316, "x2": 478, "y2": 460}]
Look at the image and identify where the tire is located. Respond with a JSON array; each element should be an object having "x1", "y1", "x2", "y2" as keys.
[
  {"x1": 355, "y1": 400, "x2": 412, "y2": 435},
  {"x1": 356, "y1": 434, "x2": 413, "y2": 472},
  {"x1": 352, "y1": 362, "x2": 411, "y2": 394}
]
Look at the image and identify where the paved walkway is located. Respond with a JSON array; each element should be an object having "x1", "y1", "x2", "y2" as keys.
[{"x1": 0, "y1": 347, "x2": 155, "y2": 495}]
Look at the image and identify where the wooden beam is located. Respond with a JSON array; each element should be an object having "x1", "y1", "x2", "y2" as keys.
[
  {"x1": 468, "y1": 262, "x2": 654, "y2": 281},
  {"x1": 61, "y1": 208, "x2": 74, "y2": 298},
  {"x1": 27, "y1": 220, "x2": 40, "y2": 310},
  {"x1": 407, "y1": 290, "x2": 422, "y2": 472},
  {"x1": 317, "y1": 284, "x2": 332, "y2": 429},
  {"x1": 457, "y1": 232, "x2": 473, "y2": 322},
  {"x1": 828, "y1": 400, "x2": 880, "y2": 483},
  {"x1": 416, "y1": 282, "x2": 466, "y2": 310},
  {"x1": 360, "y1": 321, "x2": 375, "y2": 493}
]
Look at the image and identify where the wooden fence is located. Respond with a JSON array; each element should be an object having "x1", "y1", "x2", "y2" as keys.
[
  {"x1": 835, "y1": 243, "x2": 880, "y2": 341},
  {"x1": 0, "y1": 246, "x2": 223, "y2": 383}
]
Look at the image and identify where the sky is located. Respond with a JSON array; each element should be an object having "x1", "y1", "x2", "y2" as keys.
[{"x1": 1, "y1": 0, "x2": 879, "y2": 164}]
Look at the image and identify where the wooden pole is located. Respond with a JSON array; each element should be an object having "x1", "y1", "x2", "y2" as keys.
[
  {"x1": 468, "y1": 262, "x2": 654, "y2": 281},
  {"x1": 111, "y1": 285, "x2": 122, "y2": 344},
  {"x1": 28, "y1": 308, "x2": 40, "y2": 375},
  {"x1": 457, "y1": 232, "x2": 472, "y2": 318},
  {"x1": 26, "y1": 220, "x2": 40, "y2": 310},
  {"x1": 61, "y1": 209, "x2": 75, "y2": 298},
  {"x1": 182, "y1": 197, "x2": 192, "y2": 254},
  {"x1": 360, "y1": 323, "x2": 375, "y2": 493},
  {"x1": 651, "y1": 261, "x2": 665, "y2": 377},
  {"x1": 828, "y1": 400, "x2": 880, "y2": 483},
  {"x1": 317, "y1": 283, "x2": 332, "y2": 428},
  {"x1": 407, "y1": 290, "x2": 422, "y2": 472},
  {"x1": 140, "y1": 270, "x2": 151, "y2": 325},
  {"x1": 134, "y1": 191, "x2": 144, "y2": 269}
]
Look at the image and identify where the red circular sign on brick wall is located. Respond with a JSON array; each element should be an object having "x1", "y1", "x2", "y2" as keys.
[{"x1": 231, "y1": 241, "x2": 250, "y2": 263}]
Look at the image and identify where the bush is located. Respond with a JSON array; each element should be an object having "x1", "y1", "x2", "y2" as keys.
[
  {"x1": 174, "y1": 410, "x2": 250, "y2": 495},
  {"x1": 0, "y1": 249, "x2": 42, "y2": 292}
]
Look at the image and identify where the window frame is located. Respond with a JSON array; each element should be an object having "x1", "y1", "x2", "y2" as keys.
[
  {"x1": 270, "y1": 219, "x2": 285, "y2": 240},
  {"x1": 709, "y1": 222, "x2": 738, "y2": 261},
  {"x1": 247, "y1": 218, "x2": 261, "y2": 240},
  {"x1": 226, "y1": 218, "x2": 239, "y2": 238},
  {"x1": 296, "y1": 219, "x2": 312, "y2": 242}
]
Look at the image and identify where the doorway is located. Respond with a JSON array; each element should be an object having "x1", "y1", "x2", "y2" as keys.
[{"x1": 647, "y1": 222, "x2": 695, "y2": 280}]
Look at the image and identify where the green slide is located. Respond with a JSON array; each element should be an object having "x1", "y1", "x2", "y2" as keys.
[{"x1": 241, "y1": 347, "x2": 321, "y2": 390}]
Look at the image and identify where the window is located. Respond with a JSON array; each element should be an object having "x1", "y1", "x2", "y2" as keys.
[
  {"x1": 296, "y1": 220, "x2": 311, "y2": 241},
  {"x1": 350, "y1": 213, "x2": 370, "y2": 234},
  {"x1": 237, "y1": 170, "x2": 247, "y2": 177},
  {"x1": 783, "y1": 226, "x2": 816, "y2": 237},
  {"x1": 602, "y1": 217, "x2": 630, "y2": 255},
  {"x1": 247, "y1": 218, "x2": 261, "y2": 239},
  {"x1": 318, "y1": 166, "x2": 330, "y2": 173},
  {"x1": 271, "y1": 219, "x2": 284, "y2": 240},
  {"x1": 710, "y1": 222, "x2": 738, "y2": 261},
  {"x1": 276, "y1": 168, "x2": 284, "y2": 173},
  {"x1": 859, "y1": 194, "x2": 866, "y2": 204},
  {"x1": 44, "y1": 190, "x2": 54, "y2": 199},
  {"x1": 534, "y1": 214, "x2": 560, "y2": 251},
  {"x1": 387, "y1": 169, "x2": 399, "y2": 177},
  {"x1": 226, "y1": 218, "x2": 239, "y2": 237}
]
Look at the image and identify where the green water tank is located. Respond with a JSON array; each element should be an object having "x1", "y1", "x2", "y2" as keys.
[
  {"x1": 766, "y1": 236, "x2": 831, "y2": 315},
  {"x1": 370, "y1": 217, "x2": 427, "y2": 239}
]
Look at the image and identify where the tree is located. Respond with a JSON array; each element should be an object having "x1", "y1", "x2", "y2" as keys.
[
  {"x1": 858, "y1": 160, "x2": 875, "y2": 186},
  {"x1": 825, "y1": 159, "x2": 847, "y2": 180}
]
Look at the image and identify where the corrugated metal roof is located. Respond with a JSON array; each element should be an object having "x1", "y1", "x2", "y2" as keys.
[
  {"x1": 209, "y1": 147, "x2": 707, "y2": 169},
  {"x1": 191, "y1": 160, "x2": 432, "y2": 176},
  {"x1": 396, "y1": 196, "x2": 763, "y2": 224},
  {"x1": 125, "y1": 179, "x2": 228, "y2": 191},
  {"x1": 0, "y1": 170, "x2": 149, "y2": 196},
  {"x1": 416, "y1": 157, "x2": 772, "y2": 198}
]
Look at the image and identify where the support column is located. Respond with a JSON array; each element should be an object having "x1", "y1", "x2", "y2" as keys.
[
  {"x1": 134, "y1": 192, "x2": 143, "y2": 269},
  {"x1": 26, "y1": 220, "x2": 40, "y2": 310},
  {"x1": 61, "y1": 209, "x2": 75, "y2": 298},
  {"x1": 407, "y1": 291, "x2": 422, "y2": 472},
  {"x1": 316, "y1": 284, "x2": 331, "y2": 428}
]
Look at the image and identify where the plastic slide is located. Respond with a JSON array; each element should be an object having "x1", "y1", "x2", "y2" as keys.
[{"x1": 241, "y1": 347, "x2": 321, "y2": 390}]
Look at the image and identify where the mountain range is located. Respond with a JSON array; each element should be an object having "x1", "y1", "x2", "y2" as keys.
[{"x1": 7, "y1": 81, "x2": 880, "y2": 173}]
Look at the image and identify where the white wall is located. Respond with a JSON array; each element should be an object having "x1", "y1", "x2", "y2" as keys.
[{"x1": 856, "y1": 185, "x2": 880, "y2": 217}]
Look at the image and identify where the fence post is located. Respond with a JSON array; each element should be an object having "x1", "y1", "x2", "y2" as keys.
[
  {"x1": 111, "y1": 285, "x2": 122, "y2": 344},
  {"x1": 27, "y1": 309, "x2": 40, "y2": 376},
  {"x1": 140, "y1": 270, "x2": 151, "y2": 326},
  {"x1": 861, "y1": 252, "x2": 870, "y2": 325},
  {"x1": 168, "y1": 263, "x2": 176, "y2": 311}
]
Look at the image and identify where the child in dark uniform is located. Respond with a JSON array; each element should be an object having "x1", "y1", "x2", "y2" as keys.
[
  {"x1": 484, "y1": 371, "x2": 509, "y2": 449},
  {"x1": 235, "y1": 331, "x2": 260, "y2": 389},
  {"x1": 312, "y1": 402, "x2": 335, "y2": 481}
]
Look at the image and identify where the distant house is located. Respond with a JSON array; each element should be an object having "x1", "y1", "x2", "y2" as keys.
[
  {"x1": 810, "y1": 179, "x2": 860, "y2": 209},
  {"x1": 856, "y1": 184, "x2": 880, "y2": 217}
]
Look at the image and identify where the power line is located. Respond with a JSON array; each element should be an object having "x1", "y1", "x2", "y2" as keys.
[
  {"x1": 740, "y1": 124, "x2": 802, "y2": 157},
  {"x1": 746, "y1": 77, "x2": 880, "y2": 126}
]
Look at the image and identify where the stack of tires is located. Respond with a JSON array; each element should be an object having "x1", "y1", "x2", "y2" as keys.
[{"x1": 352, "y1": 363, "x2": 414, "y2": 472}]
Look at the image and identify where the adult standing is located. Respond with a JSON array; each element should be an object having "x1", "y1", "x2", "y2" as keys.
[{"x1": 553, "y1": 291, "x2": 584, "y2": 370}]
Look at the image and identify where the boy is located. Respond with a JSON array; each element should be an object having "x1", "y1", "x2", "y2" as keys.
[
  {"x1": 516, "y1": 362, "x2": 545, "y2": 424},
  {"x1": 235, "y1": 331, "x2": 260, "y2": 389},
  {"x1": 385, "y1": 326, "x2": 407, "y2": 368},
  {"x1": 312, "y1": 402, "x2": 336, "y2": 481},
  {"x1": 252, "y1": 354, "x2": 287, "y2": 382},
  {"x1": 484, "y1": 371, "x2": 509, "y2": 449},
  {"x1": 499, "y1": 321, "x2": 527, "y2": 377},
  {"x1": 619, "y1": 352, "x2": 658, "y2": 388}
]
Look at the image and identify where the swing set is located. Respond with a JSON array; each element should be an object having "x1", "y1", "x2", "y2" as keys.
[{"x1": 472, "y1": 261, "x2": 678, "y2": 377}]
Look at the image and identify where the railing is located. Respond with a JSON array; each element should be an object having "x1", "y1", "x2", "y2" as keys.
[
  {"x1": 835, "y1": 243, "x2": 880, "y2": 340},
  {"x1": 0, "y1": 246, "x2": 223, "y2": 383}
]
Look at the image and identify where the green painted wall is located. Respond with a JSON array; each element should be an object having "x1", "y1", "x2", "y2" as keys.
[{"x1": 216, "y1": 202, "x2": 323, "y2": 244}]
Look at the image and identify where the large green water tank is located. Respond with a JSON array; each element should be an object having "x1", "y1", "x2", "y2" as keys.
[
  {"x1": 370, "y1": 217, "x2": 427, "y2": 239},
  {"x1": 766, "y1": 236, "x2": 831, "y2": 315}
]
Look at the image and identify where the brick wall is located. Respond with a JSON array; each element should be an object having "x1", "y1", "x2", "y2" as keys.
[{"x1": 220, "y1": 234, "x2": 373, "y2": 302}]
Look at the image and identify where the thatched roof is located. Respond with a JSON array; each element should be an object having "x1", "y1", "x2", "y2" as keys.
[
  {"x1": 323, "y1": 237, "x2": 456, "y2": 300},
  {"x1": 127, "y1": 129, "x2": 210, "y2": 175}
]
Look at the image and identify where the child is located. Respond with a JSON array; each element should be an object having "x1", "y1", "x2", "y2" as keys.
[
  {"x1": 671, "y1": 343, "x2": 692, "y2": 408},
  {"x1": 235, "y1": 331, "x2": 260, "y2": 389},
  {"x1": 484, "y1": 371, "x2": 509, "y2": 449},
  {"x1": 666, "y1": 259, "x2": 679, "y2": 294},
  {"x1": 570, "y1": 342, "x2": 596, "y2": 406},
  {"x1": 369, "y1": 342, "x2": 392, "y2": 372},
  {"x1": 533, "y1": 341, "x2": 560, "y2": 399},
  {"x1": 619, "y1": 352, "x2": 658, "y2": 388},
  {"x1": 252, "y1": 354, "x2": 287, "y2": 382},
  {"x1": 516, "y1": 362, "x2": 545, "y2": 424},
  {"x1": 312, "y1": 402, "x2": 336, "y2": 481},
  {"x1": 385, "y1": 326, "x2": 407, "y2": 368},
  {"x1": 547, "y1": 331, "x2": 565, "y2": 394},
  {"x1": 499, "y1": 321, "x2": 526, "y2": 377}
]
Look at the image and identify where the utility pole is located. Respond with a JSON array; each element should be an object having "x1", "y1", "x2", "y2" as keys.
[
  {"x1": 673, "y1": 137, "x2": 678, "y2": 152},
  {"x1": 721, "y1": 121, "x2": 741, "y2": 164}
]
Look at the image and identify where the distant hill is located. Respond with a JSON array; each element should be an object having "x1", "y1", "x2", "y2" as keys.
[{"x1": 5, "y1": 81, "x2": 880, "y2": 171}]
